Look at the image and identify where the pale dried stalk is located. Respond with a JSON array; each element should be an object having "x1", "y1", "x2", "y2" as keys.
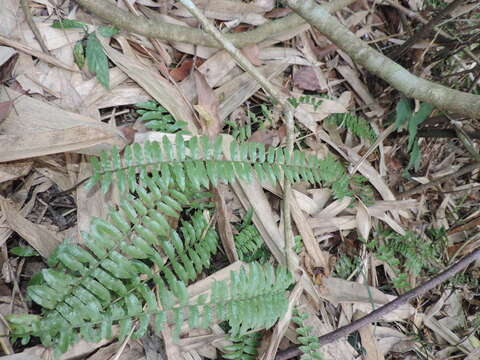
[{"x1": 177, "y1": 0, "x2": 297, "y2": 270}]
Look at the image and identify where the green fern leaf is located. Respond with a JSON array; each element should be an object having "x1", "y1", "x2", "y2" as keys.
[{"x1": 86, "y1": 135, "x2": 350, "y2": 199}]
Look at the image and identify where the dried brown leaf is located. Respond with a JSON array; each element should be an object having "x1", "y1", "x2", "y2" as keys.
[
  {"x1": 0, "y1": 160, "x2": 32, "y2": 184},
  {"x1": 265, "y1": 7, "x2": 292, "y2": 18},
  {"x1": 240, "y1": 44, "x2": 263, "y2": 66},
  {"x1": 213, "y1": 187, "x2": 238, "y2": 263},
  {"x1": 354, "y1": 310, "x2": 385, "y2": 360},
  {"x1": 194, "y1": 71, "x2": 221, "y2": 137},
  {"x1": 0, "y1": 46, "x2": 17, "y2": 83},
  {"x1": 0, "y1": 100, "x2": 13, "y2": 124},
  {"x1": 0, "y1": 197, "x2": 62, "y2": 257},
  {"x1": 321, "y1": 277, "x2": 415, "y2": 321},
  {"x1": 99, "y1": 37, "x2": 199, "y2": 134},
  {"x1": 293, "y1": 66, "x2": 322, "y2": 91},
  {"x1": 170, "y1": 59, "x2": 195, "y2": 82},
  {"x1": 0, "y1": 87, "x2": 126, "y2": 162}
]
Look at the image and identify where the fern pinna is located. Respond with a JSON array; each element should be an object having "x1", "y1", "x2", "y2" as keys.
[
  {"x1": 292, "y1": 309, "x2": 323, "y2": 360},
  {"x1": 7, "y1": 134, "x2": 350, "y2": 355},
  {"x1": 223, "y1": 332, "x2": 263, "y2": 359}
]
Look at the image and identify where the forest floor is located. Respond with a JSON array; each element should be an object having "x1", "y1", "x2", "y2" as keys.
[{"x1": 1, "y1": 0, "x2": 480, "y2": 359}]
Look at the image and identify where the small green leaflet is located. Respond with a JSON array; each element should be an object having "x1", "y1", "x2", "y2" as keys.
[
  {"x1": 405, "y1": 141, "x2": 422, "y2": 175},
  {"x1": 73, "y1": 41, "x2": 85, "y2": 69},
  {"x1": 407, "y1": 102, "x2": 433, "y2": 152},
  {"x1": 394, "y1": 99, "x2": 434, "y2": 176},
  {"x1": 52, "y1": 19, "x2": 87, "y2": 30},
  {"x1": 10, "y1": 246, "x2": 39, "y2": 257},
  {"x1": 394, "y1": 97, "x2": 412, "y2": 130},
  {"x1": 86, "y1": 32, "x2": 109, "y2": 89},
  {"x1": 98, "y1": 26, "x2": 120, "y2": 38}
]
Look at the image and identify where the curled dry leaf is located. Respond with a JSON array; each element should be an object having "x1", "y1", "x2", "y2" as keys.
[
  {"x1": 194, "y1": 70, "x2": 221, "y2": 137},
  {"x1": 265, "y1": 7, "x2": 292, "y2": 18},
  {"x1": 0, "y1": 197, "x2": 62, "y2": 257},
  {"x1": 356, "y1": 201, "x2": 371, "y2": 240},
  {"x1": 0, "y1": 46, "x2": 17, "y2": 82}
]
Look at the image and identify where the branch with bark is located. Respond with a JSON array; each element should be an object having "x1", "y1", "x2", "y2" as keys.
[
  {"x1": 284, "y1": 0, "x2": 480, "y2": 119},
  {"x1": 77, "y1": 0, "x2": 480, "y2": 119},
  {"x1": 76, "y1": 0, "x2": 354, "y2": 48}
]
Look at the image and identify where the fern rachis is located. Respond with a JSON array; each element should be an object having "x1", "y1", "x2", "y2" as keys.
[{"x1": 87, "y1": 134, "x2": 351, "y2": 198}]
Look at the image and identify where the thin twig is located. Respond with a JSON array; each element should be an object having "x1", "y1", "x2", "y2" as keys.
[
  {"x1": 349, "y1": 123, "x2": 396, "y2": 175},
  {"x1": 388, "y1": 0, "x2": 466, "y2": 60},
  {"x1": 177, "y1": 0, "x2": 298, "y2": 270},
  {"x1": 0, "y1": 34, "x2": 77, "y2": 72},
  {"x1": 399, "y1": 162, "x2": 480, "y2": 198},
  {"x1": 275, "y1": 246, "x2": 480, "y2": 360},
  {"x1": 20, "y1": 0, "x2": 51, "y2": 55}
]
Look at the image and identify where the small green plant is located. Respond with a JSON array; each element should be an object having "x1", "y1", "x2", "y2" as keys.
[
  {"x1": 225, "y1": 105, "x2": 272, "y2": 142},
  {"x1": 223, "y1": 332, "x2": 262, "y2": 360},
  {"x1": 334, "y1": 254, "x2": 361, "y2": 280},
  {"x1": 7, "y1": 133, "x2": 356, "y2": 355},
  {"x1": 288, "y1": 95, "x2": 324, "y2": 111},
  {"x1": 52, "y1": 19, "x2": 119, "y2": 89},
  {"x1": 292, "y1": 309, "x2": 323, "y2": 360},
  {"x1": 350, "y1": 175, "x2": 375, "y2": 206},
  {"x1": 326, "y1": 113, "x2": 376, "y2": 143},
  {"x1": 10, "y1": 245, "x2": 39, "y2": 257},
  {"x1": 394, "y1": 98, "x2": 434, "y2": 177},
  {"x1": 367, "y1": 229, "x2": 446, "y2": 290},
  {"x1": 234, "y1": 209, "x2": 269, "y2": 263},
  {"x1": 293, "y1": 235, "x2": 303, "y2": 254},
  {"x1": 135, "y1": 101, "x2": 190, "y2": 134}
]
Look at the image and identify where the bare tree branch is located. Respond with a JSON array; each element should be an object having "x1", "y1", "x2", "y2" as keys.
[{"x1": 75, "y1": 0, "x2": 356, "y2": 48}]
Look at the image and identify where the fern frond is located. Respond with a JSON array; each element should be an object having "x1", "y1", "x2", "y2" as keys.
[
  {"x1": 235, "y1": 224, "x2": 268, "y2": 263},
  {"x1": 85, "y1": 135, "x2": 349, "y2": 199},
  {"x1": 367, "y1": 230, "x2": 445, "y2": 290},
  {"x1": 136, "y1": 100, "x2": 190, "y2": 134},
  {"x1": 288, "y1": 95, "x2": 324, "y2": 111},
  {"x1": 223, "y1": 332, "x2": 262, "y2": 360},
  {"x1": 8, "y1": 263, "x2": 292, "y2": 355},
  {"x1": 292, "y1": 309, "x2": 323, "y2": 360},
  {"x1": 326, "y1": 113, "x2": 376, "y2": 142},
  {"x1": 10, "y1": 183, "x2": 220, "y2": 353}
]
